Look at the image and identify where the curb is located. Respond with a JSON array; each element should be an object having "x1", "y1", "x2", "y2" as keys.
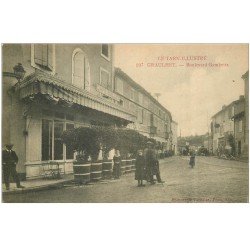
[{"x1": 2, "y1": 179, "x2": 74, "y2": 195}]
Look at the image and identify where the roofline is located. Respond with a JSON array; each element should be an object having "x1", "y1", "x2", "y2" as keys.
[
  {"x1": 114, "y1": 67, "x2": 172, "y2": 121},
  {"x1": 242, "y1": 70, "x2": 249, "y2": 80},
  {"x1": 211, "y1": 98, "x2": 245, "y2": 118}
]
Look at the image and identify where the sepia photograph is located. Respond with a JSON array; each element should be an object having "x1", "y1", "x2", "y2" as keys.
[{"x1": 1, "y1": 43, "x2": 249, "y2": 203}]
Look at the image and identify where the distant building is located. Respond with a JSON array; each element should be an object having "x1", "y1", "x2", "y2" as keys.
[
  {"x1": 242, "y1": 71, "x2": 249, "y2": 158},
  {"x1": 203, "y1": 133, "x2": 213, "y2": 153},
  {"x1": 211, "y1": 96, "x2": 245, "y2": 156},
  {"x1": 171, "y1": 121, "x2": 178, "y2": 154},
  {"x1": 114, "y1": 68, "x2": 172, "y2": 151},
  {"x1": 231, "y1": 96, "x2": 245, "y2": 156}
]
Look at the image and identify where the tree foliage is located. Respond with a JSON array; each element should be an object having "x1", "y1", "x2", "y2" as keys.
[{"x1": 62, "y1": 125, "x2": 161, "y2": 161}]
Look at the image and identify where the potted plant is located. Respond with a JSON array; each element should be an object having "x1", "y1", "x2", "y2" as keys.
[
  {"x1": 99, "y1": 126, "x2": 118, "y2": 179},
  {"x1": 61, "y1": 126, "x2": 99, "y2": 184}
]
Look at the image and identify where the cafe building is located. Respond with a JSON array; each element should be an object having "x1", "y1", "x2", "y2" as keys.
[{"x1": 2, "y1": 44, "x2": 136, "y2": 179}]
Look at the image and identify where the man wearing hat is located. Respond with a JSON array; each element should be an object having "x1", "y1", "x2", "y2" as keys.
[
  {"x1": 144, "y1": 141, "x2": 157, "y2": 184},
  {"x1": 2, "y1": 143, "x2": 24, "y2": 190},
  {"x1": 144, "y1": 141, "x2": 164, "y2": 184}
]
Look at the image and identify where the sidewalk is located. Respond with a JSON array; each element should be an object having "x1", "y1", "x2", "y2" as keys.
[
  {"x1": 2, "y1": 174, "x2": 74, "y2": 195},
  {"x1": 2, "y1": 157, "x2": 176, "y2": 195},
  {"x1": 213, "y1": 155, "x2": 248, "y2": 163}
]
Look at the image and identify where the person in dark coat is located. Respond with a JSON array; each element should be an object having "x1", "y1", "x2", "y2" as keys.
[
  {"x1": 144, "y1": 141, "x2": 157, "y2": 184},
  {"x1": 2, "y1": 143, "x2": 24, "y2": 190},
  {"x1": 189, "y1": 151, "x2": 196, "y2": 168},
  {"x1": 153, "y1": 159, "x2": 164, "y2": 183},
  {"x1": 113, "y1": 150, "x2": 121, "y2": 179},
  {"x1": 135, "y1": 150, "x2": 146, "y2": 187}
]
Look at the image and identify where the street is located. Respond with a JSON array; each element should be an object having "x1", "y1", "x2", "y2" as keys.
[{"x1": 2, "y1": 156, "x2": 249, "y2": 203}]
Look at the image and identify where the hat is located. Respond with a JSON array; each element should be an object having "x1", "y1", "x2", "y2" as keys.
[{"x1": 5, "y1": 143, "x2": 14, "y2": 147}]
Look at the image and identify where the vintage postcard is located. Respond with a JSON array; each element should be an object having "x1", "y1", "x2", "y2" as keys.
[{"x1": 1, "y1": 44, "x2": 249, "y2": 203}]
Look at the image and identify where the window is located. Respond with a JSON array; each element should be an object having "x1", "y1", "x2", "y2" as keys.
[
  {"x1": 32, "y1": 44, "x2": 55, "y2": 73},
  {"x1": 115, "y1": 77, "x2": 123, "y2": 94},
  {"x1": 54, "y1": 121, "x2": 64, "y2": 160},
  {"x1": 66, "y1": 123, "x2": 74, "y2": 159},
  {"x1": 123, "y1": 81, "x2": 131, "y2": 99},
  {"x1": 138, "y1": 108, "x2": 143, "y2": 124},
  {"x1": 72, "y1": 49, "x2": 90, "y2": 90},
  {"x1": 134, "y1": 90, "x2": 139, "y2": 103},
  {"x1": 101, "y1": 44, "x2": 110, "y2": 60},
  {"x1": 239, "y1": 120, "x2": 243, "y2": 132},
  {"x1": 138, "y1": 92, "x2": 143, "y2": 105},
  {"x1": 130, "y1": 88, "x2": 134, "y2": 100},
  {"x1": 73, "y1": 51, "x2": 84, "y2": 88},
  {"x1": 42, "y1": 120, "x2": 52, "y2": 161},
  {"x1": 41, "y1": 115, "x2": 75, "y2": 161},
  {"x1": 100, "y1": 68, "x2": 112, "y2": 91}
]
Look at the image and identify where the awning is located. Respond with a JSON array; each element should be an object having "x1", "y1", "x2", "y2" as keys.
[{"x1": 16, "y1": 71, "x2": 136, "y2": 123}]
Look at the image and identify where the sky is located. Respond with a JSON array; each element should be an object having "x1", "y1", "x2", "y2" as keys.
[{"x1": 114, "y1": 44, "x2": 248, "y2": 137}]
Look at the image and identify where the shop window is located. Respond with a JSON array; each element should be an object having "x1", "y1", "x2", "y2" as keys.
[
  {"x1": 66, "y1": 123, "x2": 74, "y2": 159},
  {"x1": 101, "y1": 44, "x2": 110, "y2": 60},
  {"x1": 54, "y1": 121, "x2": 64, "y2": 160},
  {"x1": 42, "y1": 120, "x2": 53, "y2": 161},
  {"x1": 33, "y1": 44, "x2": 54, "y2": 72}
]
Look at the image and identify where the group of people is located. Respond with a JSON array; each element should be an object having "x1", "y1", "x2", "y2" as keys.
[
  {"x1": 135, "y1": 141, "x2": 164, "y2": 187},
  {"x1": 112, "y1": 141, "x2": 164, "y2": 187}
]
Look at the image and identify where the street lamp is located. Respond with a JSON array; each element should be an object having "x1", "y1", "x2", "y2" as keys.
[
  {"x1": 3, "y1": 63, "x2": 26, "y2": 83},
  {"x1": 13, "y1": 63, "x2": 26, "y2": 82}
]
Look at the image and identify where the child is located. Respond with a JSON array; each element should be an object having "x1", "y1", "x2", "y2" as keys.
[
  {"x1": 189, "y1": 151, "x2": 196, "y2": 168},
  {"x1": 113, "y1": 150, "x2": 121, "y2": 179},
  {"x1": 135, "y1": 150, "x2": 146, "y2": 187}
]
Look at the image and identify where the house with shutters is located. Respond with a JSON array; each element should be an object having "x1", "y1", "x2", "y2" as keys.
[
  {"x1": 114, "y1": 68, "x2": 173, "y2": 151},
  {"x1": 2, "y1": 44, "x2": 136, "y2": 179},
  {"x1": 211, "y1": 95, "x2": 245, "y2": 156}
]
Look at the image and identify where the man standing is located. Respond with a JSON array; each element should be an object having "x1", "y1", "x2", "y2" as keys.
[
  {"x1": 2, "y1": 143, "x2": 24, "y2": 190},
  {"x1": 144, "y1": 141, "x2": 165, "y2": 184}
]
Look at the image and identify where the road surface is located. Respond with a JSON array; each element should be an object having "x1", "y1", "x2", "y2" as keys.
[{"x1": 2, "y1": 156, "x2": 249, "y2": 203}]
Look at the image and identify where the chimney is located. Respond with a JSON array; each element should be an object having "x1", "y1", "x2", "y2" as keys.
[{"x1": 239, "y1": 95, "x2": 244, "y2": 100}]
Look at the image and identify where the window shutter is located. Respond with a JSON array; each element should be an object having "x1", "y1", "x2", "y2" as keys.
[
  {"x1": 84, "y1": 58, "x2": 90, "y2": 90},
  {"x1": 34, "y1": 44, "x2": 43, "y2": 65},
  {"x1": 42, "y1": 44, "x2": 48, "y2": 67},
  {"x1": 73, "y1": 52, "x2": 85, "y2": 88},
  {"x1": 101, "y1": 70, "x2": 109, "y2": 89},
  {"x1": 47, "y1": 44, "x2": 54, "y2": 71}
]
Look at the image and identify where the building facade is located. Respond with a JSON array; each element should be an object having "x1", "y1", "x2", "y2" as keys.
[
  {"x1": 242, "y1": 71, "x2": 249, "y2": 158},
  {"x1": 114, "y1": 68, "x2": 172, "y2": 150},
  {"x1": 171, "y1": 121, "x2": 178, "y2": 154},
  {"x1": 211, "y1": 96, "x2": 245, "y2": 156},
  {"x1": 2, "y1": 44, "x2": 136, "y2": 179}
]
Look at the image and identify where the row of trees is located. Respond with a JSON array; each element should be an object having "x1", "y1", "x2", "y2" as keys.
[{"x1": 61, "y1": 126, "x2": 161, "y2": 163}]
